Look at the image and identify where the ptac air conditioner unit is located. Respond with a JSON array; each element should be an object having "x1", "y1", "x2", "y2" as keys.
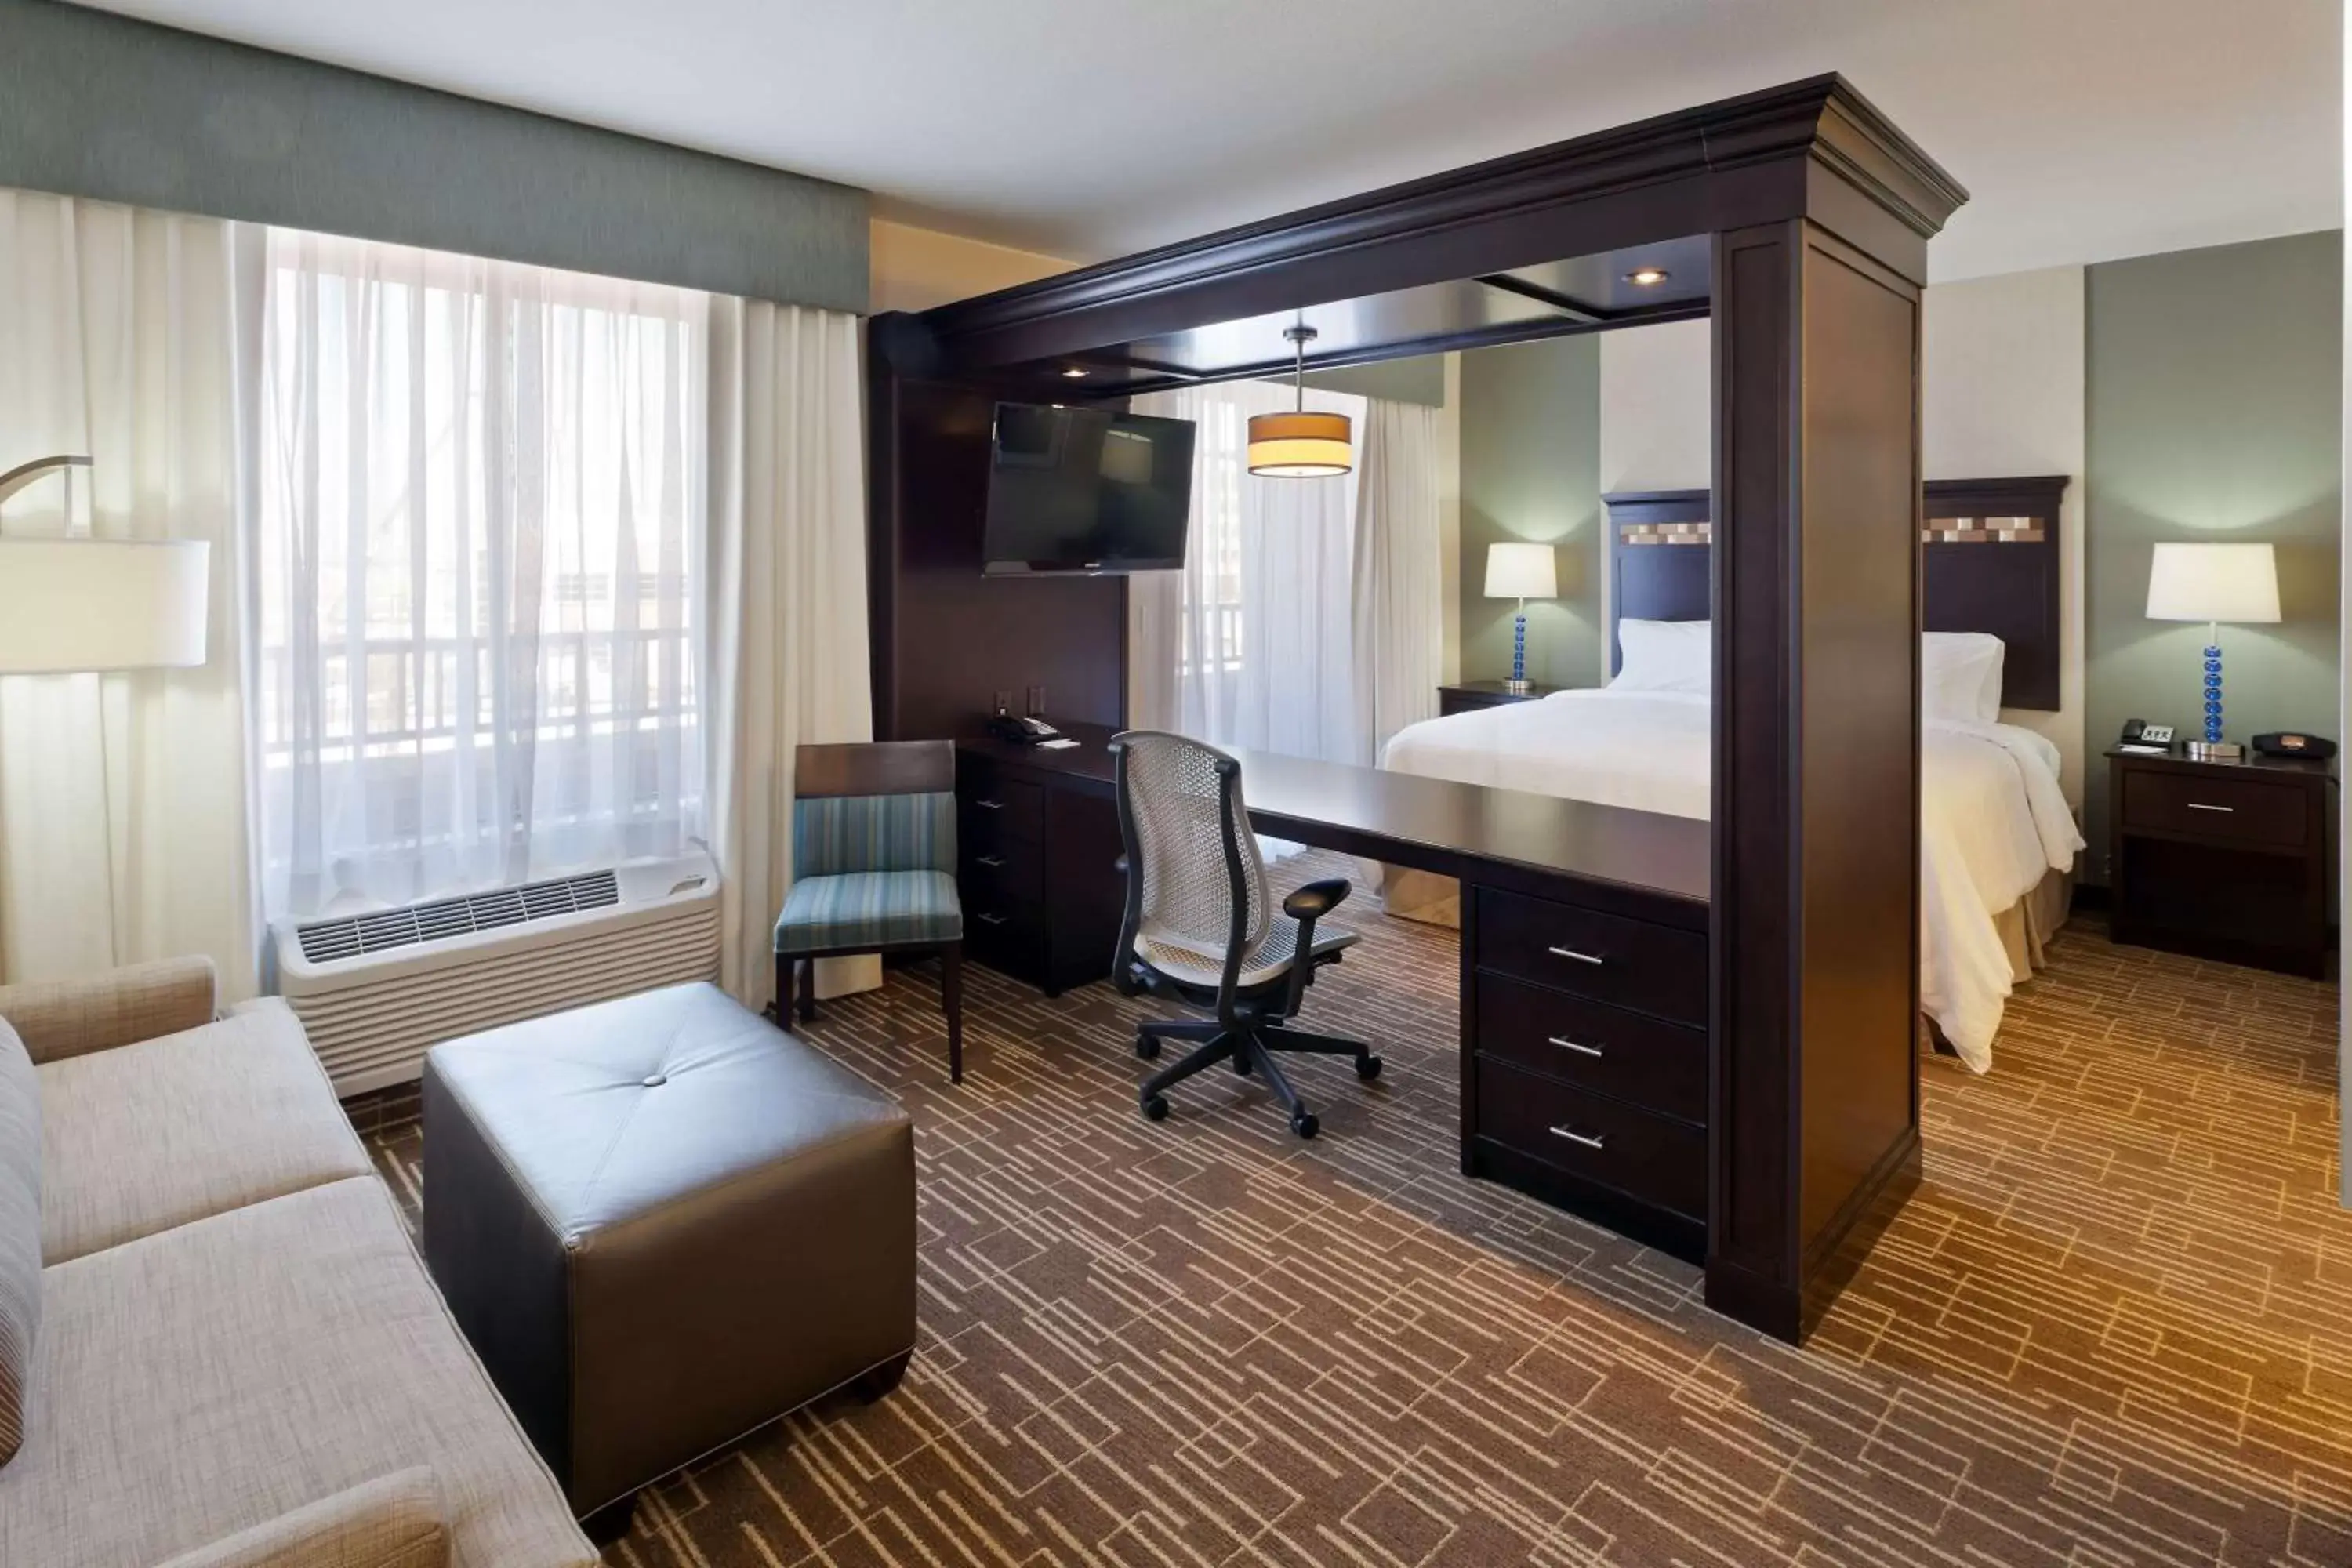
[{"x1": 275, "y1": 851, "x2": 721, "y2": 1097}]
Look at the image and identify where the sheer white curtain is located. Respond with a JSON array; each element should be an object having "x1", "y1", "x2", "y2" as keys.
[
  {"x1": 1351, "y1": 397, "x2": 1446, "y2": 762},
  {"x1": 703, "y1": 299, "x2": 876, "y2": 1008},
  {"x1": 1129, "y1": 383, "x2": 1444, "y2": 770},
  {"x1": 0, "y1": 191, "x2": 260, "y2": 994},
  {"x1": 1128, "y1": 379, "x2": 1365, "y2": 762},
  {"x1": 249, "y1": 229, "x2": 710, "y2": 921}
]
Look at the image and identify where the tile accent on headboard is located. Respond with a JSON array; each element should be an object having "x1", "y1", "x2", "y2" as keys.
[
  {"x1": 1921, "y1": 516, "x2": 2045, "y2": 543},
  {"x1": 1619, "y1": 521, "x2": 1713, "y2": 546}
]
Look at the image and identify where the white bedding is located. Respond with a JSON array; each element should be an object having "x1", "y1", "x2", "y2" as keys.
[{"x1": 1378, "y1": 689, "x2": 2083, "y2": 1072}]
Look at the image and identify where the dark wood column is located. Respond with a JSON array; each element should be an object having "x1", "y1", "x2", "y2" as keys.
[{"x1": 1708, "y1": 219, "x2": 1926, "y2": 1342}]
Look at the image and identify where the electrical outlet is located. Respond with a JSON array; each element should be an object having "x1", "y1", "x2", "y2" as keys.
[
  {"x1": 1026, "y1": 684, "x2": 1045, "y2": 717},
  {"x1": 992, "y1": 690, "x2": 1012, "y2": 717}
]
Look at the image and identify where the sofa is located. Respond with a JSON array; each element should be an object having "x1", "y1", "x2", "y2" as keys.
[{"x1": 0, "y1": 956, "x2": 598, "y2": 1568}]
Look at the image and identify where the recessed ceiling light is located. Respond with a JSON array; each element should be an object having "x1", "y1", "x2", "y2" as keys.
[
  {"x1": 1624, "y1": 267, "x2": 1670, "y2": 287},
  {"x1": 1060, "y1": 366, "x2": 1091, "y2": 379}
]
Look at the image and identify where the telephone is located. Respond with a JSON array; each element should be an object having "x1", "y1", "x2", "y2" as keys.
[
  {"x1": 988, "y1": 713, "x2": 1062, "y2": 746},
  {"x1": 2118, "y1": 718, "x2": 2174, "y2": 754}
]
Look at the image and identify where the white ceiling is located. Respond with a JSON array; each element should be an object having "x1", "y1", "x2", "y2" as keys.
[{"x1": 73, "y1": 0, "x2": 2343, "y2": 282}]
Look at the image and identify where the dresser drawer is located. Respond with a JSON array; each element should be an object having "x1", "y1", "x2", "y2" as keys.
[
  {"x1": 960, "y1": 840, "x2": 1045, "y2": 906},
  {"x1": 958, "y1": 775, "x2": 1044, "y2": 850},
  {"x1": 2119, "y1": 768, "x2": 2307, "y2": 849},
  {"x1": 1475, "y1": 972, "x2": 1706, "y2": 1124},
  {"x1": 964, "y1": 894, "x2": 1044, "y2": 970},
  {"x1": 1474, "y1": 887, "x2": 1706, "y2": 1025},
  {"x1": 1473, "y1": 1058, "x2": 1706, "y2": 1219}
]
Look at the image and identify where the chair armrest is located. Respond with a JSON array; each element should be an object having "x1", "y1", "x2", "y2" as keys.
[
  {"x1": 1281, "y1": 879, "x2": 1352, "y2": 921},
  {"x1": 148, "y1": 1468, "x2": 449, "y2": 1568},
  {"x1": 0, "y1": 956, "x2": 218, "y2": 1065}
]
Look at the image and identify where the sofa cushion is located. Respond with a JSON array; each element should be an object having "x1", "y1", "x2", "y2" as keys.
[
  {"x1": 38, "y1": 998, "x2": 372, "y2": 1264},
  {"x1": 0, "y1": 1021, "x2": 36, "y2": 1468},
  {"x1": 153, "y1": 1467, "x2": 449, "y2": 1568},
  {"x1": 0, "y1": 1177, "x2": 595, "y2": 1568}
]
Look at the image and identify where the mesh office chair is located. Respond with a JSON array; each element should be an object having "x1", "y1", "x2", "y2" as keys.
[{"x1": 1109, "y1": 730, "x2": 1381, "y2": 1138}]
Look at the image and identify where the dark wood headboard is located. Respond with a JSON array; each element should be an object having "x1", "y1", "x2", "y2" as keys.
[{"x1": 1600, "y1": 475, "x2": 2069, "y2": 711}]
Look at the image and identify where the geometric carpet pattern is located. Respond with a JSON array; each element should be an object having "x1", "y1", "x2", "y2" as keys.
[{"x1": 361, "y1": 852, "x2": 2351, "y2": 1566}]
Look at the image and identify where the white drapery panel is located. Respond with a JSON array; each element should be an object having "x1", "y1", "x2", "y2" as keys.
[
  {"x1": 249, "y1": 230, "x2": 711, "y2": 920},
  {"x1": 1351, "y1": 397, "x2": 1446, "y2": 762},
  {"x1": 0, "y1": 191, "x2": 260, "y2": 995},
  {"x1": 1129, "y1": 383, "x2": 1444, "y2": 769},
  {"x1": 704, "y1": 299, "x2": 875, "y2": 1009},
  {"x1": 1128, "y1": 380, "x2": 1366, "y2": 762}
]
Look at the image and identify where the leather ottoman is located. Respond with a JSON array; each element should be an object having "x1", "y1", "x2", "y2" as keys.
[{"x1": 420, "y1": 982, "x2": 916, "y2": 1534}]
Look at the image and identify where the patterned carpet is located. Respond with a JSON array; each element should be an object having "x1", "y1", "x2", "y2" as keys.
[{"x1": 361, "y1": 853, "x2": 2350, "y2": 1567}]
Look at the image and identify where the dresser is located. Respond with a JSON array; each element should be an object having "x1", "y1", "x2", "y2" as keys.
[
  {"x1": 2106, "y1": 746, "x2": 2335, "y2": 978},
  {"x1": 1460, "y1": 881, "x2": 1708, "y2": 1259},
  {"x1": 954, "y1": 734, "x2": 1126, "y2": 994}
]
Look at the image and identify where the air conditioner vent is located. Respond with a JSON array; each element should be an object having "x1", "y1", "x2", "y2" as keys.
[{"x1": 295, "y1": 869, "x2": 624, "y2": 967}]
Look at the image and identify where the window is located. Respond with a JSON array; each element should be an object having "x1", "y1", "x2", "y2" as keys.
[{"x1": 252, "y1": 229, "x2": 710, "y2": 920}]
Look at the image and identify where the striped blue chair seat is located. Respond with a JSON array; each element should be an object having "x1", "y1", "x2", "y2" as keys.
[{"x1": 775, "y1": 869, "x2": 963, "y2": 954}]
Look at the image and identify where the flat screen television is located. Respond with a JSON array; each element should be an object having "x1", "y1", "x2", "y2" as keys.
[{"x1": 981, "y1": 402, "x2": 1195, "y2": 575}]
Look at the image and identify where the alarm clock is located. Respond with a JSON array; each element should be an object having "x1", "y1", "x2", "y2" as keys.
[{"x1": 2251, "y1": 731, "x2": 2337, "y2": 760}]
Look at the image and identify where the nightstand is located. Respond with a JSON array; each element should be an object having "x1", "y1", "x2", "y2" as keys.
[
  {"x1": 1439, "y1": 679, "x2": 1570, "y2": 717},
  {"x1": 2105, "y1": 746, "x2": 2336, "y2": 978}
]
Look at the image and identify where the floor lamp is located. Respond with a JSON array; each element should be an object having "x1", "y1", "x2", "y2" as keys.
[{"x1": 0, "y1": 456, "x2": 210, "y2": 674}]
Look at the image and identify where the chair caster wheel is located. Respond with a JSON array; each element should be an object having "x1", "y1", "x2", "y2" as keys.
[
  {"x1": 1232, "y1": 1054, "x2": 1252, "y2": 1075},
  {"x1": 1290, "y1": 1111, "x2": 1319, "y2": 1139},
  {"x1": 1356, "y1": 1054, "x2": 1383, "y2": 1082},
  {"x1": 1135, "y1": 1037, "x2": 1160, "y2": 1060},
  {"x1": 1142, "y1": 1094, "x2": 1170, "y2": 1121}
]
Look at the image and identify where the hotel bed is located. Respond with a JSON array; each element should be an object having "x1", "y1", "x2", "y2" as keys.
[
  {"x1": 1379, "y1": 477, "x2": 2082, "y2": 1073},
  {"x1": 1378, "y1": 684, "x2": 2081, "y2": 1070}
]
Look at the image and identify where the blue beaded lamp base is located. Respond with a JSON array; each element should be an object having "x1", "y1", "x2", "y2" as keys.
[
  {"x1": 2187, "y1": 637, "x2": 2241, "y2": 760},
  {"x1": 1507, "y1": 611, "x2": 1533, "y2": 692}
]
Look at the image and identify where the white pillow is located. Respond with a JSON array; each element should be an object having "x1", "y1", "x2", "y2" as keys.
[
  {"x1": 1922, "y1": 631, "x2": 2005, "y2": 724},
  {"x1": 1611, "y1": 618, "x2": 1711, "y2": 695}
]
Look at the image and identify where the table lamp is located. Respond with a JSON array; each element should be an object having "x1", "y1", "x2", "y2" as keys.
[
  {"x1": 0, "y1": 455, "x2": 209, "y2": 673},
  {"x1": 1484, "y1": 542, "x2": 1558, "y2": 693},
  {"x1": 2144, "y1": 540, "x2": 2278, "y2": 760}
]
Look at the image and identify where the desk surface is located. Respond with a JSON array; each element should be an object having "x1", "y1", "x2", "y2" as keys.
[{"x1": 961, "y1": 721, "x2": 1710, "y2": 913}]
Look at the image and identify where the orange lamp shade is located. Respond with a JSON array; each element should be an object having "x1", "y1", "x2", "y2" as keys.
[{"x1": 1246, "y1": 409, "x2": 1353, "y2": 477}]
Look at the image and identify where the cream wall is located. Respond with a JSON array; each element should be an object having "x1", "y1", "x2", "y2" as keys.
[
  {"x1": 868, "y1": 218, "x2": 1070, "y2": 314},
  {"x1": 1924, "y1": 267, "x2": 2088, "y2": 808},
  {"x1": 1594, "y1": 270, "x2": 2092, "y2": 808}
]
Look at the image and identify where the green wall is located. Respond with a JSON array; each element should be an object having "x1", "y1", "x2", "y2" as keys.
[
  {"x1": 2084, "y1": 230, "x2": 2343, "y2": 878},
  {"x1": 1460, "y1": 335, "x2": 1603, "y2": 686},
  {"x1": 0, "y1": 0, "x2": 869, "y2": 311}
]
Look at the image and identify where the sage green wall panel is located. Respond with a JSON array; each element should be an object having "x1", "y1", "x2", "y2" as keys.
[
  {"x1": 2084, "y1": 230, "x2": 2342, "y2": 880},
  {"x1": 1459, "y1": 335, "x2": 1602, "y2": 687},
  {"x1": 0, "y1": 0, "x2": 868, "y2": 311}
]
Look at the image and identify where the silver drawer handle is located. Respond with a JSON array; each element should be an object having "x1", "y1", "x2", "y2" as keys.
[
  {"x1": 973, "y1": 798, "x2": 1004, "y2": 811},
  {"x1": 977, "y1": 913, "x2": 1008, "y2": 926},
  {"x1": 975, "y1": 855, "x2": 1005, "y2": 868},
  {"x1": 1548, "y1": 1126, "x2": 1606, "y2": 1150},
  {"x1": 1547, "y1": 946, "x2": 1605, "y2": 965},
  {"x1": 2185, "y1": 802, "x2": 2234, "y2": 813},
  {"x1": 1548, "y1": 1036, "x2": 1603, "y2": 1058}
]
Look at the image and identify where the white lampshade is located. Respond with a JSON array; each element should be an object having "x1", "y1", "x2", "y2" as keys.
[
  {"x1": 0, "y1": 539, "x2": 211, "y2": 673},
  {"x1": 1483, "y1": 541, "x2": 1558, "y2": 601},
  {"x1": 2145, "y1": 541, "x2": 2281, "y2": 624}
]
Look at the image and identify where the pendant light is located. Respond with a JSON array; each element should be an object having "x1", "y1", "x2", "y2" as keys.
[{"x1": 1247, "y1": 324, "x2": 1352, "y2": 477}]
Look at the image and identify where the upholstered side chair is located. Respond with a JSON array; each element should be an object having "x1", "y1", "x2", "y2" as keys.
[{"x1": 774, "y1": 740, "x2": 965, "y2": 1081}]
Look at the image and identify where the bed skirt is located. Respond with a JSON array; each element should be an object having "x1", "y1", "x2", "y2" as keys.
[{"x1": 1375, "y1": 861, "x2": 2075, "y2": 981}]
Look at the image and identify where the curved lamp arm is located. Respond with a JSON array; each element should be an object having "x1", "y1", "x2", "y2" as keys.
[{"x1": 0, "y1": 454, "x2": 93, "y2": 512}]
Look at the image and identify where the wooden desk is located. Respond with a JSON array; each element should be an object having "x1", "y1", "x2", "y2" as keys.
[{"x1": 957, "y1": 722, "x2": 1714, "y2": 1261}]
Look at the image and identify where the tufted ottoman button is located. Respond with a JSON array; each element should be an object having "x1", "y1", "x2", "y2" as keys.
[{"x1": 641, "y1": 1073, "x2": 667, "y2": 1088}]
